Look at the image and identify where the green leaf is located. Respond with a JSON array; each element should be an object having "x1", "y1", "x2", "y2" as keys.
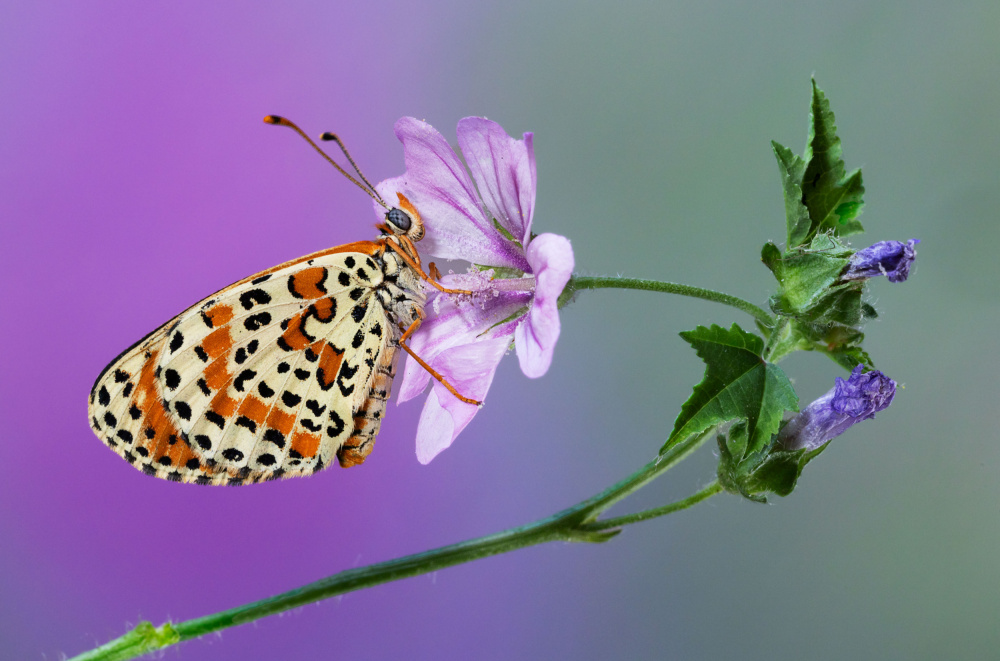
[
  {"x1": 772, "y1": 141, "x2": 812, "y2": 249},
  {"x1": 717, "y1": 431, "x2": 828, "y2": 502},
  {"x1": 801, "y1": 79, "x2": 865, "y2": 238},
  {"x1": 661, "y1": 324, "x2": 798, "y2": 458}
]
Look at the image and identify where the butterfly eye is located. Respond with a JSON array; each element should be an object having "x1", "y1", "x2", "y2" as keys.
[{"x1": 386, "y1": 208, "x2": 412, "y2": 232}]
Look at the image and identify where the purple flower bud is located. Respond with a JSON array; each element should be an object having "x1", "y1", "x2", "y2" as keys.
[
  {"x1": 843, "y1": 239, "x2": 919, "y2": 283},
  {"x1": 778, "y1": 366, "x2": 896, "y2": 451}
]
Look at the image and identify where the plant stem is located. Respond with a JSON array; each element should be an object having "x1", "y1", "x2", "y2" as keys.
[
  {"x1": 68, "y1": 430, "x2": 717, "y2": 661},
  {"x1": 582, "y1": 480, "x2": 722, "y2": 531},
  {"x1": 565, "y1": 276, "x2": 774, "y2": 327}
]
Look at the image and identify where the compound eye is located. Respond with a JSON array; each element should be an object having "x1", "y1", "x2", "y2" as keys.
[{"x1": 386, "y1": 208, "x2": 412, "y2": 232}]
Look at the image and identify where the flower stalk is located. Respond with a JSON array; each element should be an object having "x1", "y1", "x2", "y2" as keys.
[
  {"x1": 69, "y1": 429, "x2": 718, "y2": 661},
  {"x1": 563, "y1": 276, "x2": 775, "y2": 327}
]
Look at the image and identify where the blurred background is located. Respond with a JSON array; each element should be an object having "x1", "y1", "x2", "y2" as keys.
[{"x1": 2, "y1": 2, "x2": 998, "y2": 659}]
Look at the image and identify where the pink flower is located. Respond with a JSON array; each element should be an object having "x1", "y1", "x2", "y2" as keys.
[{"x1": 376, "y1": 117, "x2": 574, "y2": 463}]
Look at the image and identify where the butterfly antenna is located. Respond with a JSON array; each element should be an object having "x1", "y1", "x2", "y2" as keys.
[
  {"x1": 319, "y1": 132, "x2": 385, "y2": 207},
  {"x1": 264, "y1": 115, "x2": 388, "y2": 209}
]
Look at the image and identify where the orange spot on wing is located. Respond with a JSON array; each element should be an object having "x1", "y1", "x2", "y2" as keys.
[
  {"x1": 290, "y1": 267, "x2": 328, "y2": 299},
  {"x1": 265, "y1": 407, "x2": 295, "y2": 436},
  {"x1": 237, "y1": 395, "x2": 268, "y2": 426},
  {"x1": 129, "y1": 348, "x2": 183, "y2": 460},
  {"x1": 210, "y1": 390, "x2": 237, "y2": 418},
  {"x1": 311, "y1": 297, "x2": 335, "y2": 322},
  {"x1": 204, "y1": 304, "x2": 233, "y2": 327},
  {"x1": 316, "y1": 342, "x2": 344, "y2": 391},
  {"x1": 290, "y1": 430, "x2": 320, "y2": 458},
  {"x1": 203, "y1": 359, "x2": 230, "y2": 391},
  {"x1": 279, "y1": 314, "x2": 312, "y2": 351},
  {"x1": 202, "y1": 326, "x2": 233, "y2": 361}
]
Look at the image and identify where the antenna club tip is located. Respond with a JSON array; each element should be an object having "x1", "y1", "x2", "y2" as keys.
[
  {"x1": 263, "y1": 115, "x2": 282, "y2": 124},
  {"x1": 320, "y1": 132, "x2": 339, "y2": 141}
]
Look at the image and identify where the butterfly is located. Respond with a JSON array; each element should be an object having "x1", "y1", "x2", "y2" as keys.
[{"x1": 87, "y1": 116, "x2": 476, "y2": 485}]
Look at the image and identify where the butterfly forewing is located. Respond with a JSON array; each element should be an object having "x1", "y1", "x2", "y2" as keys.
[{"x1": 89, "y1": 242, "x2": 411, "y2": 484}]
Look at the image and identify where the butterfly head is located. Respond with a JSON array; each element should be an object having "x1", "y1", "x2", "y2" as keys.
[{"x1": 385, "y1": 192, "x2": 425, "y2": 242}]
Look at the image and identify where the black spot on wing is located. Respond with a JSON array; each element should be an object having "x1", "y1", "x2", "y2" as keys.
[
  {"x1": 338, "y1": 271, "x2": 350, "y2": 287},
  {"x1": 327, "y1": 410, "x2": 345, "y2": 438},
  {"x1": 244, "y1": 312, "x2": 272, "y2": 331},
  {"x1": 351, "y1": 302, "x2": 368, "y2": 323},
  {"x1": 234, "y1": 369, "x2": 257, "y2": 392},
  {"x1": 235, "y1": 416, "x2": 257, "y2": 433},
  {"x1": 281, "y1": 391, "x2": 301, "y2": 407},
  {"x1": 205, "y1": 410, "x2": 226, "y2": 429},
  {"x1": 301, "y1": 419, "x2": 321, "y2": 432},
  {"x1": 239, "y1": 288, "x2": 272, "y2": 310},
  {"x1": 174, "y1": 401, "x2": 192, "y2": 420},
  {"x1": 344, "y1": 256, "x2": 356, "y2": 268},
  {"x1": 264, "y1": 429, "x2": 285, "y2": 448},
  {"x1": 98, "y1": 385, "x2": 110, "y2": 406},
  {"x1": 258, "y1": 381, "x2": 274, "y2": 398},
  {"x1": 169, "y1": 332, "x2": 184, "y2": 353},
  {"x1": 194, "y1": 346, "x2": 209, "y2": 362},
  {"x1": 114, "y1": 369, "x2": 130, "y2": 383},
  {"x1": 222, "y1": 448, "x2": 244, "y2": 462},
  {"x1": 251, "y1": 274, "x2": 271, "y2": 285},
  {"x1": 164, "y1": 369, "x2": 181, "y2": 390}
]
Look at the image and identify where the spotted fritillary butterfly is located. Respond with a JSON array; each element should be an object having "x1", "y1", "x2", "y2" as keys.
[{"x1": 88, "y1": 117, "x2": 474, "y2": 485}]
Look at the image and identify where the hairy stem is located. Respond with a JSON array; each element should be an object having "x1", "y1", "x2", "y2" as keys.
[
  {"x1": 564, "y1": 276, "x2": 774, "y2": 327},
  {"x1": 69, "y1": 431, "x2": 717, "y2": 661}
]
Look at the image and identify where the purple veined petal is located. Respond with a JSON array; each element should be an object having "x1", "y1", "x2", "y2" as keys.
[
  {"x1": 514, "y1": 234, "x2": 574, "y2": 378},
  {"x1": 778, "y1": 366, "x2": 896, "y2": 451},
  {"x1": 375, "y1": 118, "x2": 529, "y2": 271},
  {"x1": 843, "y1": 239, "x2": 919, "y2": 283},
  {"x1": 396, "y1": 271, "x2": 529, "y2": 403},
  {"x1": 457, "y1": 117, "x2": 536, "y2": 245},
  {"x1": 414, "y1": 336, "x2": 512, "y2": 463}
]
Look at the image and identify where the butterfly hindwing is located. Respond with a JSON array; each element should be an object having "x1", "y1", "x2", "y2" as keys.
[{"x1": 89, "y1": 243, "x2": 402, "y2": 484}]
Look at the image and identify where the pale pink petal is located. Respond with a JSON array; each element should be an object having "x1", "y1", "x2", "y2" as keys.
[
  {"x1": 396, "y1": 271, "x2": 528, "y2": 403},
  {"x1": 457, "y1": 118, "x2": 536, "y2": 245},
  {"x1": 375, "y1": 117, "x2": 529, "y2": 271},
  {"x1": 414, "y1": 336, "x2": 511, "y2": 463},
  {"x1": 515, "y1": 233, "x2": 574, "y2": 378}
]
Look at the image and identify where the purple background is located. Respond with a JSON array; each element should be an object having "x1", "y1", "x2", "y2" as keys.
[{"x1": 4, "y1": 2, "x2": 1000, "y2": 659}]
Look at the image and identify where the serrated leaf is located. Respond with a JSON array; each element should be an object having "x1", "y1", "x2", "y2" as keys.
[
  {"x1": 801, "y1": 79, "x2": 865, "y2": 238},
  {"x1": 661, "y1": 324, "x2": 798, "y2": 458},
  {"x1": 772, "y1": 141, "x2": 812, "y2": 249}
]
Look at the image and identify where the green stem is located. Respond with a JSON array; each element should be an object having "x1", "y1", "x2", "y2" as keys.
[
  {"x1": 582, "y1": 480, "x2": 722, "y2": 531},
  {"x1": 564, "y1": 276, "x2": 774, "y2": 327},
  {"x1": 69, "y1": 430, "x2": 717, "y2": 661}
]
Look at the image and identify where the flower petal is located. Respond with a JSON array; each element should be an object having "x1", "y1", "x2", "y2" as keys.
[
  {"x1": 397, "y1": 271, "x2": 529, "y2": 403},
  {"x1": 515, "y1": 233, "x2": 574, "y2": 378},
  {"x1": 843, "y1": 239, "x2": 919, "y2": 283},
  {"x1": 414, "y1": 336, "x2": 511, "y2": 463},
  {"x1": 457, "y1": 118, "x2": 536, "y2": 245},
  {"x1": 375, "y1": 117, "x2": 529, "y2": 270}
]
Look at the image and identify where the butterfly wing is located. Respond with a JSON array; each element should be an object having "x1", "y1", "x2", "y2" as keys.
[{"x1": 88, "y1": 242, "x2": 402, "y2": 484}]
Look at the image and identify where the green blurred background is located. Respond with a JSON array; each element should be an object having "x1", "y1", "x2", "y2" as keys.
[
  {"x1": 451, "y1": 2, "x2": 1000, "y2": 657},
  {"x1": 4, "y1": 1, "x2": 999, "y2": 658}
]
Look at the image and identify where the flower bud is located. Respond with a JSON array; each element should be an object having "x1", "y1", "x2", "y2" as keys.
[
  {"x1": 843, "y1": 239, "x2": 918, "y2": 283},
  {"x1": 778, "y1": 366, "x2": 896, "y2": 451}
]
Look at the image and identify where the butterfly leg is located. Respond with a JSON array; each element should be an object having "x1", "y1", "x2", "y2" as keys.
[
  {"x1": 428, "y1": 262, "x2": 442, "y2": 281},
  {"x1": 398, "y1": 318, "x2": 482, "y2": 406}
]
